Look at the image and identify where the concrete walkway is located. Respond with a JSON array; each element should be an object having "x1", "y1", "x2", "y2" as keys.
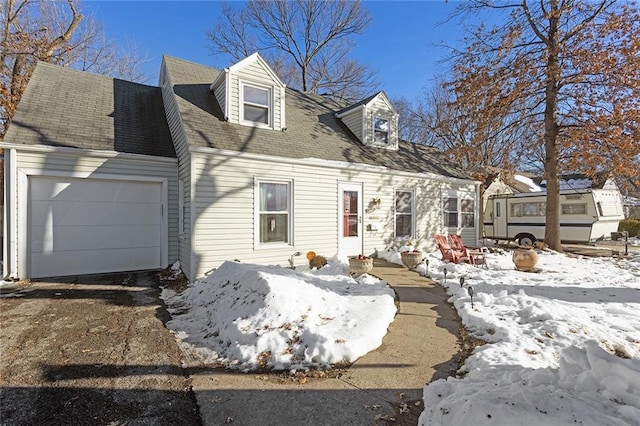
[{"x1": 191, "y1": 259, "x2": 462, "y2": 425}]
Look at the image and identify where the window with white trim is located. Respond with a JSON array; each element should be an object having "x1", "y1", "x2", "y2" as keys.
[
  {"x1": 443, "y1": 193, "x2": 476, "y2": 228},
  {"x1": 443, "y1": 196, "x2": 458, "y2": 227},
  {"x1": 395, "y1": 190, "x2": 414, "y2": 238},
  {"x1": 460, "y1": 198, "x2": 475, "y2": 227},
  {"x1": 242, "y1": 83, "x2": 271, "y2": 126},
  {"x1": 257, "y1": 180, "x2": 291, "y2": 244},
  {"x1": 373, "y1": 116, "x2": 389, "y2": 144}
]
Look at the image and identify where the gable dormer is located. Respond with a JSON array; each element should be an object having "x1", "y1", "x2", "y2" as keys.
[
  {"x1": 210, "y1": 53, "x2": 286, "y2": 131},
  {"x1": 336, "y1": 91, "x2": 399, "y2": 150}
]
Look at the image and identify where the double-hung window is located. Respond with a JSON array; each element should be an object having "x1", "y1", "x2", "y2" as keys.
[
  {"x1": 443, "y1": 193, "x2": 475, "y2": 229},
  {"x1": 373, "y1": 116, "x2": 389, "y2": 144},
  {"x1": 257, "y1": 180, "x2": 291, "y2": 244},
  {"x1": 443, "y1": 196, "x2": 458, "y2": 227},
  {"x1": 395, "y1": 190, "x2": 414, "y2": 238},
  {"x1": 242, "y1": 83, "x2": 271, "y2": 126},
  {"x1": 460, "y1": 198, "x2": 475, "y2": 227}
]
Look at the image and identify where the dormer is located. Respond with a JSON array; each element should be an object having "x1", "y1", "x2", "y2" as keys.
[
  {"x1": 210, "y1": 53, "x2": 286, "y2": 131},
  {"x1": 335, "y1": 91, "x2": 399, "y2": 150}
]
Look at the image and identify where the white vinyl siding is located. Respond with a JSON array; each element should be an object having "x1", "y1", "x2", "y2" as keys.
[
  {"x1": 160, "y1": 63, "x2": 193, "y2": 279},
  {"x1": 8, "y1": 149, "x2": 179, "y2": 278},
  {"x1": 214, "y1": 81, "x2": 226, "y2": 119},
  {"x1": 228, "y1": 61, "x2": 284, "y2": 130},
  {"x1": 190, "y1": 150, "x2": 473, "y2": 278},
  {"x1": 340, "y1": 109, "x2": 364, "y2": 142}
]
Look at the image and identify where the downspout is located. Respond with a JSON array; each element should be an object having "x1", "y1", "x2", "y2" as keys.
[{"x1": 3, "y1": 148, "x2": 17, "y2": 279}]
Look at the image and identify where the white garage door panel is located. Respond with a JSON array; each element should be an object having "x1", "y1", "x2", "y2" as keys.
[
  {"x1": 31, "y1": 247, "x2": 162, "y2": 278},
  {"x1": 31, "y1": 179, "x2": 162, "y2": 203},
  {"x1": 30, "y1": 225, "x2": 161, "y2": 252},
  {"x1": 29, "y1": 176, "x2": 164, "y2": 278},
  {"x1": 31, "y1": 200, "x2": 161, "y2": 226}
]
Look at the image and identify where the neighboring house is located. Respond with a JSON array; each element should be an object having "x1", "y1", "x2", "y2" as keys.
[{"x1": 2, "y1": 53, "x2": 479, "y2": 280}]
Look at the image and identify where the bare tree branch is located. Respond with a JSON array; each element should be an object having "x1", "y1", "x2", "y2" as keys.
[{"x1": 205, "y1": 0, "x2": 377, "y2": 102}]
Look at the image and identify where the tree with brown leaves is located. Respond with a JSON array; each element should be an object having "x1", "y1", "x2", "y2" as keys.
[
  {"x1": 206, "y1": 0, "x2": 377, "y2": 103},
  {"x1": 396, "y1": 80, "x2": 535, "y2": 191},
  {"x1": 448, "y1": 0, "x2": 640, "y2": 251}
]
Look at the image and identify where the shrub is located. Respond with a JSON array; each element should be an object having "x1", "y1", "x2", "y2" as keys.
[
  {"x1": 618, "y1": 218, "x2": 640, "y2": 238},
  {"x1": 309, "y1": 255, "x2": 328, "y2": 269}
]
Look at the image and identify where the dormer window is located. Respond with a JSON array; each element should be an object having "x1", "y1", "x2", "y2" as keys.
[
  {"x1": 374, "y1": 116, "x2": 389, "y2": 144},
  {"x1": 242, "y1": 83, "x2": 271, "y2": 126}
]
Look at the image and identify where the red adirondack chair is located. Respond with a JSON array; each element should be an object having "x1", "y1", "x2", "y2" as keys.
[
  {"x1": 434, "y1": 235, "x2": 470, "y2": 264},
  {"x1": 449, "y1": 234, "x2": 487, "y2": 266}
]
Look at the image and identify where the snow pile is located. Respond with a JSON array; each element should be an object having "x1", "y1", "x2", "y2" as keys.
[
  {"x1": 161, "y1": 259, "x2": 396, "y2": 371},
  {"x1": 421, "y1": 340, "x2": 640, "y2": 426},
  {"x1": 401, "y1": 250, "x2": 640, "y2": 426},
  {"x1": 161, "y1": 246, "x2": 640, "y2": 423}
]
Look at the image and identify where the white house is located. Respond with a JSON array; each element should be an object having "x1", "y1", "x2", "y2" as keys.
[{"x1": 2, "y1": 53, "x2": 480, "y2": 280}]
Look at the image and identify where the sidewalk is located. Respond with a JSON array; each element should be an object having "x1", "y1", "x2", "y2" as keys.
[{"x1": 191, "y1": 259, "x2": 462, "y2": 425}]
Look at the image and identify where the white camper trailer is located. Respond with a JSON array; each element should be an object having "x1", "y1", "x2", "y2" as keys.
[{"x1": 484, "y1": 188, "x2": 624, "y2": 245}]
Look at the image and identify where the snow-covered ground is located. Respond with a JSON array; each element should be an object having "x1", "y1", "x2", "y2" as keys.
[{"x1": 161, "y1": 245, "x2": 640, "y2": 426}]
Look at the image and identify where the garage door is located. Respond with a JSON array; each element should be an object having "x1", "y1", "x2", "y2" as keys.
[{"x1": 29, "y1": 176, "x2": 164, "y2": 278}]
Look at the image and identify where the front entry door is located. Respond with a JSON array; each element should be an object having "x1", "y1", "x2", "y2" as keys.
[{"x1": 338, "y1": 183, "x2": 362, "y2": 256}]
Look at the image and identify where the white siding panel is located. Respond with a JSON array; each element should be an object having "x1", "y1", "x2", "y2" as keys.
[
  {"x1": 161, "y1": 61, "x2": 193, "y2": 278},
  {"x1": 230, "y1": 61, "x2": 283, "y2": 130},
  {"x1": 340, "y1": 110, "x2": 364, "y2": 142},
  {"x1": 229, "y1": 75, "x2": 240, "y2": 123},
  {"x1": 190, "y1": 152, "x2": 461, "y2": 278},
  {"x1": 214, "y1": 81, "x2": 227, "y2": 118}
]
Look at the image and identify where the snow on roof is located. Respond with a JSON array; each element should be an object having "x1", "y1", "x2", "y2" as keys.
[{"x1": 513, "y1": 174, "x2": 542, "y2": 192}]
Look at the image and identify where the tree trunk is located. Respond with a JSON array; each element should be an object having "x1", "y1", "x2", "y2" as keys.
[{"x1": 542, "y1": 3, "x2": 563, "y2": 252}]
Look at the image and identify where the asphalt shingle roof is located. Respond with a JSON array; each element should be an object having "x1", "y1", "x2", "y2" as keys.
[
  {"x1": 163, "y1": 55, "x2": 471, "y2": 180},
  {"x1": 5, "y1": 61, "x2": 175, "y2": 158}
]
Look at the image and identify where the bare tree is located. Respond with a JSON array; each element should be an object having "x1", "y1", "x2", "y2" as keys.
[
  {"x1": 206, "y1": 0, "x2": 378, "y2": 102},
  {"x1": 0, "y1": 0, "x2": 149, "y2": 137},
  {"x1": 447, "y1": 0, "x2": 640, "y2": 250},
  {"x1": 397, "y1": 80, "x2": 531, "y2": 190}
]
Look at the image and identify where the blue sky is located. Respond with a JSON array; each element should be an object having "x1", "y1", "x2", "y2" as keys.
[{"x1": 83, "y1": 1, "x2": 468, "y2": 100}]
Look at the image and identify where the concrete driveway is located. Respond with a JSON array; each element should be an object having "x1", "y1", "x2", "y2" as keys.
[
  {"x1": 0, "y1": 271, "x2": 200, "y2": 425},
  {"x1": 0, "y1": 260, "x2": 465, "y2": 426}
]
